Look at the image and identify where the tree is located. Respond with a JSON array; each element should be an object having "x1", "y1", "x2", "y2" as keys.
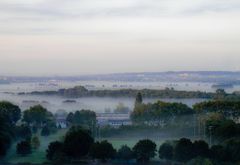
[
  {"x1": 174, "y1": 138, "x2": 194, "y2": 162},
  {"x1": 0, "y1": 101, "x2": 21, "y2": 124},
  {"x1": 66, "y1": 110, "x2": 96, "y2": 128},
  {"x1": 0, "y1": 132, "x2": 11, "y2": 157},
  {"x1": 15, "y1": 124, "x2": 32, "y2": 139},
  {"x1": 23, "y1": 105, "x2": 54, "y2": 127},
  {"x1": 66, "y1": 112, "x2": 74, "y2": 126},
  {"x1": 135, "y1": 92, "x2": 143, "y2": 106},
  {"x1": 0, "y1": 116, "x2": 12, "y2": 157},
  {"x1": 193, "y1": 140, "x2": 210, "y2": 158},
  {"x1": 224, "y1": 138, "x2": 240, "y2": 162},
  {"x1": 117, "y1": 145, "x2": 134, "y2": 162},
  {"x1": 46, "y1": 141, "x2": 64, "y2": 161},
  {"x1": 16, "y1": 139, "x2": 32, "y2": 156},
  {"x1": 159, "y1": 142, "x2": 173, "y2": 160},
  {"x1": 63, "y1": 126, "x2": 94, "y2": 158},
  {"x1": 131, "y1": 100, "x2": 194, "y2": 126},
  {"x1": 114, "y1": 103, "x2": 130, "y2": 114},
  {"x1": 89, "y1": 140, "x2": 116, "y2": 162},
  {"x1": 41, "y1": 126, "x2": 50, "y2": 136},
  {"x1": 31, "y1": 136, "x2": 40, "y2": 150},
  {"x1": 210, "y1": 145, "x2": 229, "y2": 162},
  {"x1": 132, "y1": 139, "x2": 156, "y2": 163}
]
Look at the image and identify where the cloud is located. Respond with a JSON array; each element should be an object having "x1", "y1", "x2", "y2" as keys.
[{"x1": 0, "y1": 0, "x2": 240, "y2": 75}]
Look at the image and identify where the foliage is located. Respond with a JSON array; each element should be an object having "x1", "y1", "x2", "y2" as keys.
[
  {"x1": 15, "y1": 124, "x2": 32, "y2": 139},
  {"x1": 193, "y1": 140, "x2": 209, "y2": 158},
  {"x1": 158, "y1": 142, "x2": 173, "y2": 160},
  {"x1": 63, "y1": 126, "x2": 94, "y2": 158},
  {"x1": 0, "y1": 101, "x2": 21, "y2": 124},
  {"x1": 41, "y1": 126, "x2": 50, "y2": 136},
  {"x1": 132, "y1": 139, "x2": 156, "y2": 163},
  {"x1": 31, "y1": 136, "x2": 40, "y2": 150},
  {"x1": 114, "y1": 103, "x2": 130, "y2": 114},
  {"x1": 193, "y1": 100, "x2": 240, "y2": 120},
  {"x1": 16, "y1": 139, "x2": 32, "y2": 156},
  {"x1": 23, "y1": 105, "x2": 54, "y2": 127},
  {"x1": 135, "y1": 92, "x2": 143, "y2": 106},
  {"x1": 223, "y1": 138, "x2": 240, "y2": 162},
  {"x1": 66, "y1": 110, "x2": 96, "y2": 129},
  {"x1": 174, "y1": 138, "x2": 194, "y2": 162},
  {"x1": 210, "y1": 145, "x2": 229, "y2": 162},
  {"x1": 131, "y1": 100, "x2": 194, "y2": 126},
  {"x1": 116, "y1": 145, "x2": 134, "y2": 161},
  {"x1": 0, "y1": 114, "x2": 14, "y2": 157},
  {"x1": 205, "y1": 116, "x2": 240, "y2": 141},
  {"x1": 46, "y1": 141, "x2": 64, "y2": 161},
  {"x1": 89, "y1": 140, "x2": 116, "y2": 162},
  {"x1": 0, "y1": 130, "x2": 11, "y2": 157},
  {"x1": 30, "y1": 86, "x2": 220, "y2": 99}
]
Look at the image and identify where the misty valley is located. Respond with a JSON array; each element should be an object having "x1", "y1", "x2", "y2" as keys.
[{"x1": 0, "y1": 78, "x2": 240, "y2": 165}]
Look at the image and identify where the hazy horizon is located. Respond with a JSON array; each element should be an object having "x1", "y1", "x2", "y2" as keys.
[{"x1": 1, "y1": 0, "x2": 240, "y2": 76}]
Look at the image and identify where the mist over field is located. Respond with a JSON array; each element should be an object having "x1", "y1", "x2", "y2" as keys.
[{"x1": 1, "y1": 0, "x2": 240, "y2": 164}]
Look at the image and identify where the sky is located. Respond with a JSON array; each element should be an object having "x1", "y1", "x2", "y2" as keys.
[{"x1": 0, "y1": 0, "x2": 240, "y2": 76}]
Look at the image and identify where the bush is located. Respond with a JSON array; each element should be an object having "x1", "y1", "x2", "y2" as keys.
[{"x1": 16, "y1": 139, "x2": 32, "y2": 156}]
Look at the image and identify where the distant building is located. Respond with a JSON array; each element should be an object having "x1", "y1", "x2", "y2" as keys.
[
  {"x1": 108, "y1": 119, "x2": 132, "y2": 127},
  {"x1": 97, "y1": 113, "x2": 132, "y2": 128},
  {"x1": 56, "y1": 117, "x2": 67, "y2": 129},
  {"x1": 55, "y1": 109, "x2": 68, "y2": 129}
]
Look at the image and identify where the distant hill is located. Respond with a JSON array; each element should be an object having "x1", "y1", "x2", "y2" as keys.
[{"x1": 2, "y1": 71, "x2": 240, "y2": 83}]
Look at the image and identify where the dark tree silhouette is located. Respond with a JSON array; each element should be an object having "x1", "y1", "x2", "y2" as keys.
[
  {"x1": 63, "y1": 126, "x2": 94, "y2": 158},
  {"x1": 0, "y1": 101, "x2": 21, "y2": 124},
  {"x1": 133, "y1": 139, "x2": 156, "y2": 163},
  {"x1": 159, "y1": 142, "x2": 173, "y2": 160},
  {"x1": 89, "y1": 140, "x2": 116, "y2": 162},
  {"x1": 41, "y1": 126, "x2": 50, "y2": 136},
  {"x1": 46, "y1": 141, "x2": 64, "y2": 161},
  {"x1": 174, "y1": 138, "x2": 194, "y2": 162},
  {"x1": 117, "y1": 145, "x2": 134, "y2": 162},
  {"x1": 16, "y1": 139, "x2": 32, "y2": 156}
]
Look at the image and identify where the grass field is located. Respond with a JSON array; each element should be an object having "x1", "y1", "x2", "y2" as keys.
[
  {"x1": 4, "y1": 129, "x2": 67, "y2": 164},
  {"x1": 4, "y1": 129, "x2": 167, "y2": 164}
]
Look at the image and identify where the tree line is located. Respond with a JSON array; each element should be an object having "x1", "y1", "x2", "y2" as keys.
[
  {"x1": 24, "y1": 85, "x2": 240, "y2": 99},
  {"x1": 0, "y1": 102, "x2": 57, "y2": 158},
  {"x1": 46, "y1": 126, "x2": 240, "y2": 164}
]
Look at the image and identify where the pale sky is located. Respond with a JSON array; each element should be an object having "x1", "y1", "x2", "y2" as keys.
[{"x1": 0, "y1": 0, "x2": 240, "y2": 76}]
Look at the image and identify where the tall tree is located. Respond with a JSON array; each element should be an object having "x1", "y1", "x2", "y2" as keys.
[
  {"x1": 133, "y1": 139, "x2": 156, "y2": 163},
  {"x1": 90, "y1": 140, "x2": 116, "y2": 162},
  {"x1": 135, "y1": 92, "x2": 143, "y2": 106},
  {"x1": 16, "y1": 139, "x2": 32, "y2": 156},
  {"x1": 0, "y1": 101, "x2": 21, "y2": 124},
  {"x1": 63, "y1": 126, "x2": 94, "y2": 158},
  {"x1": 159, "y1": 142, "x2": 173, "y2": 160},
  {"x1": 23, "y1": 105, "x2": 54, "y2": 127}
]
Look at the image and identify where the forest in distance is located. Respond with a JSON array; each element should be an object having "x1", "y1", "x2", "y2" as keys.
[{"x1": 21, "y1": 85, "x2": 240, "y2": 99}]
